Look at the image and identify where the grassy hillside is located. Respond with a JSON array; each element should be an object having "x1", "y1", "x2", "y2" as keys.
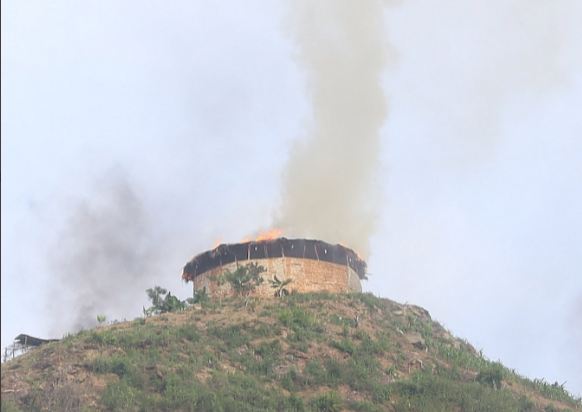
[{"x1": 1, "y1": 292, "x2": 580, "y2": 411}]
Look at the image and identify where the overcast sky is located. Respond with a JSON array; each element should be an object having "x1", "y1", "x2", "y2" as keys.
[{"x1": 2, "y1": 0, "x2": 581, "y2": 395}]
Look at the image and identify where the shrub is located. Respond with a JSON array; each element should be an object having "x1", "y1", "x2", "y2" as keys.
[
  {"x1": 207, "y1": 372, "x2": 282, "y2": 411},
  {"x1": 356, "y1": 293, "x2": 382, "y2": 311},
  {"x1": 90, "y1": 356, "x2": 130, "y2": 378},
  {"x1": 87, "y1": 330, "x2": 118, "y2": 346},
  {"x1": 391, "y1": 371, "x2": 522, "y2": 411},
  {"x1": 194, "y1": 391, "x2": 221, "y2": 411},
  {"x1": 477, "y1": 363, "x2": 504, "y2": 389},
  {"x1": 281, "y1": 367, "x2": 305, "y2": 392},
  {"x1": 518, "y1": 395, "x2": 535, "y2": 412},
  {"x1": 279, "y1": 307, "x2": 319, "y2": 332},
  {"x1": 159, "y1": 373, "x2": 199, "y2": 410},
  {"x1": 217, "y1": 263, "x2": 266, "y2": 297},
  {"x1": 243, "y1": 340, "x2": 282, "y2": 377},
  {"x1": 270, "y1": 275, "x2": 293, "y2": 297},
  {"x1": 310, "y1": 392, "x2": 343, "y2": 412},
  {"x1": 323, "y1": 358, "x2": 345, "y2": 384},
  {"x1": 283, "y1": 394, "x2": 306, "y2": 412},
  {"x1": 144, "y1": 286, "x2": 187, "y2": 316},
  {"x1": 544, "y1": 406, "x2": 560, "y2": 412},
  {"x1": 522, "y1": 377, "x2": 582, "y2": 405},
  {"x1": 346, "y1": 355, "x2": 380, "y2": 392},
  {"x1": 305, "y1": 360, "x2": 327, "y2": 385},
  {"x1": 208, "y1": 324, "x2": 250, "y2": 349},
  {"x1": 102, "y1": 379, "x2": 140, "y2": 411},
  {"x1": 348, "y1": 400, "x2": 384, "y2": 412},
  {"x1": 18, "y1": 381, "x2": 84, "y2": 412},
  {"x1": 175, "y1": 325, "x2": 201, "y2": 343},
  {"x1": 331, "y1": 338, "x2": 355, "y2": 355},
  {"x1": 188, "y1": 286, "x2": 210, "y2": 305}
]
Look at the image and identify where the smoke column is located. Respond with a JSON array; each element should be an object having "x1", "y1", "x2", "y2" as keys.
[
  {"x1": 277, "y1": 0, "x2": 389, "y2": 257},
  {"x1": 47, "y1": 171, "x2": 161, "y2": 333}
]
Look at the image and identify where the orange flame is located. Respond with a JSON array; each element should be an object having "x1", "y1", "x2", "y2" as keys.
[
  {"x1": 254, "y1": 228, "x2": 283, "y2": 241},
  {"x1": 240, "y1": 229, "x2": 283, "y2": 243},
  {"x1": 212, "y1": 229, "x2": 283, "y2": 248}
]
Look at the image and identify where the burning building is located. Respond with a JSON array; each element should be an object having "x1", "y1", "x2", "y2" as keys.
[{"x1": 182, "y1": 238, "x2": 367, "y2": 298}]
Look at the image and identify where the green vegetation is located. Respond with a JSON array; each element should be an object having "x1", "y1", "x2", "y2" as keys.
[
  {"x1": 270, "y1": 275, "x2": 293, "y2": 297},
  {"x1": 520, "y1": 377, "x2": 579, "y2": 405},
  {"x1": 143, "y1": 286, "x2": 188, "y2": 316},
  {"x1": 216, "y1": 262, "x2": 266, "y2": 297},
  {"x1": 393, "y1": 370, "x2": 525, "y2": 411},
  {"x1": 310, "y1": 391, "x2": 343, "y2": 412},
  {"x1": 476, "y1": 362, "x2": 505, "y2": 389},
  {"x1": 2, "y1": 293, "x2": 580, "y2": 412},
  {"x1": 189, "y1": 286, "x2": 210, "y2": 305},
  {"x1": 1, "y1": 399, "x2": 24, "y2": 412}
]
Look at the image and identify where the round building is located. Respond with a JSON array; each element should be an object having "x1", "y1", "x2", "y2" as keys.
[{"x1": 182, "y1": 238, "x2": 367, "y2": 298}]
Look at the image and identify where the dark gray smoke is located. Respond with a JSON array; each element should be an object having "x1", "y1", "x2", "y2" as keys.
[{"x1": 47, "y1": 171, "x2": 161, "y2": 333}]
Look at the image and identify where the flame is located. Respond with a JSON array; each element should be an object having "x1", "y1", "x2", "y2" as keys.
[
  {"x1": 255, "y1": 228, "x2": 283, "y2": 241},
  {"x1": 212, "y1": 229, "x2": 283, "y2": 248},
  {"x1": 252, "y1": 228, "x2": 283, "y2": 242}
]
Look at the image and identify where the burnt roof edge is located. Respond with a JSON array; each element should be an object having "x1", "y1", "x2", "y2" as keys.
[{"x1": 182, "y1": 237, "x2": 367, "y2": 281}]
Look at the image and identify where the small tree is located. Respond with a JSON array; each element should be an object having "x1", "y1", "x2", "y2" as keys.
[
  {"x1": 146, "y1": 286, "x2": 167, "y2": 311},
  {"x1": 96, "y1": 315, "x2": 107, "y2": 325},
  {"x1": 270, "y1": 275, "x2": 293, "y2": 298},
  {"x1": 163, "y1": 292, "x2": 186, "y2": 312},
  {"x1": 144, "y1": 286, "x2": 187, "y2": 316},
  {"x1": 218, "y1": 263, "x2": 266, "y2": 297}
]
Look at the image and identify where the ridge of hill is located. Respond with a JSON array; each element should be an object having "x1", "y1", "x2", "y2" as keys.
[{"x1": 1, "y1": 293, "x2": 580, "y2": 411}]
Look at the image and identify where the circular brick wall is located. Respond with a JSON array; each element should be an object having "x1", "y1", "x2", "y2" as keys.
[
  {"x1": 191, "y1": 257, "x2": 362, "y2": 298},
  {"x1": 183, "y1": 238, "x2": 366, "y2": 298}
]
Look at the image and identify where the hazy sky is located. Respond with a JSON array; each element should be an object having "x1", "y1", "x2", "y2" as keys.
[{"x1": 2, "y1": 0, "x2": 581, "y2": 395}]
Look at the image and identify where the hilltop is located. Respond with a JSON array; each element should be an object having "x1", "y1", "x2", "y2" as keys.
[{"x1": 1, "y1": 293, "x2": 580, "y2": 411}]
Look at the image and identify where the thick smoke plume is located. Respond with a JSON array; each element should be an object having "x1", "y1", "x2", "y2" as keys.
[
  {"x1": 47, "y1": 172, "x2": 161, "y2": 333},
  {"x1": 277, "y1": 0, "x2": 389, "y2": 257}
]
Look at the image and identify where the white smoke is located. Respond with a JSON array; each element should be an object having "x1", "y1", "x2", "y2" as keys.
[{"x1": 277, "y1": 0, "x2": 391, "y2": 257}]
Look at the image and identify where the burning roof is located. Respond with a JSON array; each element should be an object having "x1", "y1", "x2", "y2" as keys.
[{"x1": 183, "y1": 238, "x2": 367, "y2": 281}]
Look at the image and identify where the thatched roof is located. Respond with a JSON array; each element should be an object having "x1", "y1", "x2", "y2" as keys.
[{"x1": 182, "y1": 238, "x2": 367, "y2": 281}]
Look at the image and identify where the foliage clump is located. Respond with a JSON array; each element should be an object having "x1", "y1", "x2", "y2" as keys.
[
  {"x1": 310, "y1": 391, "x2": 343, "y2": 412},
  {"x1": 217, "y1": 262, "x2": 266, "y2": 297},
  {"x1": 189, "y1": 286, "x2": 210, "y2": 305},
  {"x1": 270, "y1": 275, "x2": 293, "y2": 297},
  {"x1": 477, "y1": 362, "x2": 505, "y2": 389},
  {"x1": 143, "y1": 286, "x2": 187, "y2": 316}
]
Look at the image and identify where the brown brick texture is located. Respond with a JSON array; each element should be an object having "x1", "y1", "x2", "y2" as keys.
[{"x1": 192, "y1": 257, "x2": 362, "y2": 298}]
